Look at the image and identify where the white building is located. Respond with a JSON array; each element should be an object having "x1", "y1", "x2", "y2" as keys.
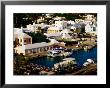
[
  {"x1": 14, "y1": 27, "x2": 32, "y2": 46},
  {"x1": 27, "y1": 22, "x2": 50, "y2": 32},
  {"x1": 14, "y1": 42, "x2": 53, "y2": 55},
  {"x1": 85, "y1": 23, "x2": 97, "y2": 34},
  {"x1": 45, "y1": 13, "x2": 53, "y2": 18},
  {"x1": 86, "y1": 14, "x2": 94, "y2": 21},
  {"x1": 44, "y1": 32, "x2": 60, "y2": 38},
  {"x1": 53, "y1": 16, "x2": 66, "y2": 21},
  {"x1": 49, "y1": 39, "x2": 59, "y2": 44},
  {"x1": 55, "y1": 21, "x2": 67, "y2": 29},
  {"x1": 68, "y1": 20, "x2": 75, "y2": 25},
  {"x1": 60, "y1": 29, "x2": 73, "y2": 39}
]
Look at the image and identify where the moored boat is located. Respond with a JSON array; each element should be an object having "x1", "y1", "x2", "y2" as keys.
[{"x1": 83, "y1": 59, "x2": 94, "y2": 66}]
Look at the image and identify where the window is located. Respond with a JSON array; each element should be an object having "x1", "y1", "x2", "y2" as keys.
[
  {"x1": 93, "y1": 27, "x2": 96, "y2": 31},
  {"x1": 24, "y1": 39, "x2": 26, "y2": 42}
]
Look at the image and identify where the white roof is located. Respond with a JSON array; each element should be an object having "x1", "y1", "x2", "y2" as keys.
[
  {"x1": 14, "y1": 28, "x2": 21, "y2": 34},
  {"x1": 53, "y1": 16, "x2": 65, "y2": 20},
  {"x1": 24, "y1": 42, "x2": 52, "y2": 50},
  {"x1": 50, "y1": 39, "x2": 59, "y2": 43},
  {"x1": 21, "y1": 33, "x2": 32, "y2": 38},
  {"x1": 63, "y1": 58, "x2": 75, "y2": 61},
  {"x1": 14, "y1": 33, "x2": 31, "y2": 38},
  {"x1": 48, "y1": 27, "x2": 62, "y2": 30},
  {"x1": 45, "y1": 33, "x2": 60, "y2": 37}
]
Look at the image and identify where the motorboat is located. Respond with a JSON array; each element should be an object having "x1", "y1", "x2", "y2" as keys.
[
  {"x1": 83, "y1": 59, "x2": 94, "y2": 66},
  {"x1": 47, "y1": 50, "x2": 62, "y2": 57},
  {"x1": 47, "y1": 49, "x2": 72, "y2": 57}
]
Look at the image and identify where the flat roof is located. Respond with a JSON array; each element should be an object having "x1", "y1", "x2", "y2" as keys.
[
  {"x1": 45, "y1": 33, "x2": 60, "y2": 37},
  {"x1": 63, "y1": 58, "x2": 75, "y2": 61},
  {"x1": 24, "y1": 42, "x2": 53, "y2": 50}
]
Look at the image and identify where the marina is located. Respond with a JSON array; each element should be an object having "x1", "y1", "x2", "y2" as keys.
[
  {"x1": 30, "y1": 46, "x2": 97, "y2": 68},
  {"x1": 13, "y1": 13, "x2": 97, "y2": 75}
]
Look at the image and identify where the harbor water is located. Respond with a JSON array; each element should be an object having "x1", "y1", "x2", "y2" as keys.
[{"x1": 30, "y1": 47, "x2": 97, "y2": 68}]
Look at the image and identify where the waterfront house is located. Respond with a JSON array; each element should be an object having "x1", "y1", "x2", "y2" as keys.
[{"x1": 14, "y1": 42, "x2": 53, "y2": 55}]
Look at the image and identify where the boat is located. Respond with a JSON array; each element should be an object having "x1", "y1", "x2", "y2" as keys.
[
  {"x1": 83, "y1": 59, "x2": 94, "y2": 66},
  {"x1": 63, "y1": 52, "x2": 72, "y2": 57},
  {"x1": 47, "y1": 49, "x2": 72, "y2": 57},
  {"x1": 47, "y1": 50, "x2": 62, "y2": 57}
]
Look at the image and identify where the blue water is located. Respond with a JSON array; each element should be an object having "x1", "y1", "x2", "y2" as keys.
[
  {"x1": 30, "y1": 47, "x2": 97, "y2": 68},
  {"x1": 71, "y1": 47, "x2": 97, "y2": 66}
]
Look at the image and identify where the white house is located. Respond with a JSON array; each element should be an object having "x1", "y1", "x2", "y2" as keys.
[
  {"x1": 60, "y1": 29, "x2": 73, "y2": 39},
  {"x1": 14, "y1": 27, "x2": 32, "y2": 46},
  {"x1": 68, "y1": 20, "x2": 75, "y2": 25},
  {"x1": 27, "y1": 22, "x2": 50, "y2": 32},
  {"x1": 85, "y1": 23, "x2": 97, "y2": 34},
  {"x1": 14, "y1": 42, "x2": 53, "y2": 55}
]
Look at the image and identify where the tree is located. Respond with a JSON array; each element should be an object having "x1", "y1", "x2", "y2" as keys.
[{"x1": 27, "y1": 32, "x2": 50, "y2": 43}]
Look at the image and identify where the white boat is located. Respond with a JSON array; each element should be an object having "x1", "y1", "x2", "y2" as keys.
[
  {"x1": 47, "y1": 50, "x2": 72, "y2": 57},
  {"x1": 83, "y1": 59, "x2": 94, "y2": 66},
  {"x1": 47, "y1": 50, "x2": 62, "y2": 57}
]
